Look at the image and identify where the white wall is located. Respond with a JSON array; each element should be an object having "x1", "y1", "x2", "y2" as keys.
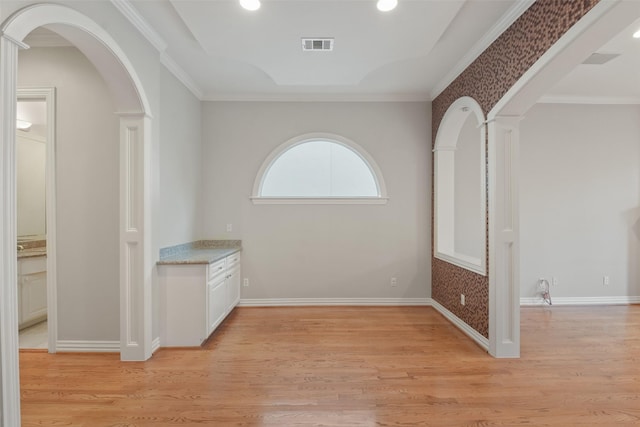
[
  {"x1": 16, "y1": 133, "x2": 46, "y2": 238},
  {"x1": 155, "y1": 67, "x2": 202, "y2": 250},
  {"x1": 454, "y1": 113, "x2": 482, "y2": 259},
  {"x1": 520, "y1": 103, "x2": 640, "y2": 300},
  {"x1": 152, "y1": 67, "x2": 202, "y2": 340},
  {"x1": 18, "y1": 47, "x2": 120, "y2": 340},
  {"x1": 202, "y1": 102, "x2": 431, "y2": 300}
]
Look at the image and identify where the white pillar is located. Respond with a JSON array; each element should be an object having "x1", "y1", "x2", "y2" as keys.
[
  {"x1": 119, "y1": 114, "x2": 153, "y2": 361},
  {"x1": 0, "y1": 34, "x2": 26, "y2": 427},
  {"x1": 488, "y1": 115, "x2": 521, "y2": 358}
]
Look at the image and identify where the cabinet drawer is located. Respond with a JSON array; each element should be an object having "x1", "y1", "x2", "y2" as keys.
[
  {"x1": 208, "y1": 259, "x2": 226, "y2": 281},
  {"x1": 18, "y1": 256, "x2": 47, "y2": 275},
  {"x1": 226, "y1": 252, "x2": 241, "y2": 269}
]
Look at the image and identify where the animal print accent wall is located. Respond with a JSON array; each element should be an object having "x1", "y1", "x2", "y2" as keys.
[{"x1": 431, "y1": 0, "x2": 601, "y2": 338}]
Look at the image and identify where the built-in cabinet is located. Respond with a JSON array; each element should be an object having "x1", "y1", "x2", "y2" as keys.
[
  {"x1": 160, "y1": 252, "x2": 241, "y2": 347},
  {"x1": 18, "y1": 256, "x2": 47, "y2": 329}
]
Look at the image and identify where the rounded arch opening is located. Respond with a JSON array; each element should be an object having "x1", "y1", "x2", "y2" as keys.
[{"x1": 434, "y1": 96, "x2": 487, "y2": 275}]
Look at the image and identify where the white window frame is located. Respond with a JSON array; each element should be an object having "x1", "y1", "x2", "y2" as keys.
[{"x1": 251, "y1": 133, "x2": 389, "y2": 205}]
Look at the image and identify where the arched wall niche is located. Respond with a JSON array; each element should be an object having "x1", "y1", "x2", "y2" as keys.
[{"x1": 434, "y1": 96, "x2": 487, "y2": 276}]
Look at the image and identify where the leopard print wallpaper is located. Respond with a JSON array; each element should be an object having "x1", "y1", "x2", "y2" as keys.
[{"x1": 431, "y1": 0, "x2": 601, "y2": 338}]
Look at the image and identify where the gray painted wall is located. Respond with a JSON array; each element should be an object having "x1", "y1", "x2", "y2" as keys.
[
  {"x1": 202, "y1": 101, "x2": 431, "y2": 300},
  {"x1": 18, "y1": 47, "x2": 120, "y2": 341},
  {"x1": 520, "y1": 103, "x2": 640, "y2": 299}
]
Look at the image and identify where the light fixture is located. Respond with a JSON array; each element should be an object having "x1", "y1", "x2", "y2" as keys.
[
  {"x1": 634, "y1": 29, "x2": 640, "y2": 39},
  {"x1": 240, "y1": 0, "x2": 260, "y2": 11},
  {"x1": 16, "y1": 119, "x2": 32, "y2": 131},
  {"x1": 377, "y1": 0, "x2": 397, "y2": 12}
]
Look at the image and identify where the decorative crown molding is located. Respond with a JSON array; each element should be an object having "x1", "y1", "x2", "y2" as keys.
[
  {"x1": 110, "y1": 0, "x2": 204, "y2": 100},
  {"x1": 110, "y1": 0, "x2": 167, "y2": 52},
  {"x1": 160, "y1": 52, "x2": 204, "y2": 100},
  {"x1": 537, "y1": 95, "x2": 640, "y2": 105},
  {"x1": 430, "y1": 0, "x2": 536, "y2": 100}
]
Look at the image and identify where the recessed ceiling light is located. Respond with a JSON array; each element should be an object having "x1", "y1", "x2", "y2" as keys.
[
  {"x1": 634, "y1": 29, "x2": 640, "y2": 39},
  {"x1": 377, "y1": 0, "x2": 398, "y2": 12},
  {"x1": 240, "y1": 0, "x2": 260, "y2": 11}
]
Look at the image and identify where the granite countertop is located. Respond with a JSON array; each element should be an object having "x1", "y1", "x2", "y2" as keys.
[
  {"x1": 17, "y1": 239, "x2": 47, "y2": 259},
  {"x1": 157, "y1": 240, "x2": 241, "y2": 265}
]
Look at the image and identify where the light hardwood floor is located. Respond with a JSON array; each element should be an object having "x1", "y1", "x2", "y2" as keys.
[{"x1": 19, "y1": 305, "x2": 640, "y2": 426}]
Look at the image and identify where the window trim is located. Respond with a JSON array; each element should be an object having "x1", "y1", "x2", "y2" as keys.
[{"x1": 251, "y1": 133, "x2": 389, "y2": 205}]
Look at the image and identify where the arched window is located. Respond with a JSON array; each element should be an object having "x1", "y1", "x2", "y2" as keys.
[{"x1": 252, "y1": 133, "x2": 388, "y2": 204}]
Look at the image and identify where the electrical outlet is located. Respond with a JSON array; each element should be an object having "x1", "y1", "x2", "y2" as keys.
[
  {"x1": 226, "y1": 223, "x2": 233, "y2": 232},
  {"x1": 603, "y1": 276, "x2": 609, "y2": 286},
  {"x1": 243, "y1": 278, "x2": 249, "y2": 287},
  {"x1": 552, "y1": 277, "x2": 558, "y2": 286},
  {"x1": 390, "y1": 277, "x2": 397, "y2": 287},
  {"x1": 461, "y1": 294, "x2": 465, "y2": 306}
]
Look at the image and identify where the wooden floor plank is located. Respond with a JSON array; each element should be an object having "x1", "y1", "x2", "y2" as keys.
[{"x1": 19, "y1": 305, "x2": 640, "y2": 426}]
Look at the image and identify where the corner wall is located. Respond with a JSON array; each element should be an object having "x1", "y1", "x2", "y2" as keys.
[{"x1": 431, "y1": 0, "x2": 600, "y2": 337}]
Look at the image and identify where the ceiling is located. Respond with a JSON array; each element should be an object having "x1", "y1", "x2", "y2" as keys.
[
  {"x1": 125, "y1": 0, "x2": 523, "y2": 101},
  {"x1": 540, "y1": 16, "x2": 640, "y2": 103},
  {"x1": 25, "y1": 1, "x2": 640, "y2": 104}
]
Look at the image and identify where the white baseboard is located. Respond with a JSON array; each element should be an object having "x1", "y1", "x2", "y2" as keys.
[
  {"x1": 430, "y1": 299, "x2": 489, "y2": 351},
  {"x1": 521, "y1": 296, "x2": 640, "y2": 306},
  {"x1": 152, "y1": 337, "x2": 161, "y2": 354},
  {"x1": 56, "y1": 340, "x2": 120, "y2": 353},
  {"x1": 238, "y1": 298, "x2": 432, "y2": 307}
]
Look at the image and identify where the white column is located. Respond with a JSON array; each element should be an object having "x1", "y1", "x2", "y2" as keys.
[
  {"x1": 488, "y1": 115, "x2": 521, "y2": 358},
  {"x1": 0, "y1": 34, "x2": 26, "y2": 427},
  {"x1": 119, "y1": 114, "x2": 152, "y2": 361}
]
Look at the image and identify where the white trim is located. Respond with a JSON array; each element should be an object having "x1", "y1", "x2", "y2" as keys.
[
  {"x1": 151, "y1": 336, "x2": 161, "y2": 354},
  {"x1": 17, "y1": 87, "x2": 57, "y2": 354},
  {"x1": 0, "y1": 34, "x2": 22, "y2": 427},
  {"x1": 521, "y1": 296, "x2": 640, "y2": 306},
  {"x1": 56, "y1": 340, "x2": 120, "y2": 352},
  {"x1": 159, "y1": 53, "x2": 204, "y2": 100},
  {"x1": 430, "y1": 0, "x2": 536, "y2": 100},
  {"x1": 109, "y1": 0, "x2": 204, "y2": 100},
  {"x1": 251, "y1": 132, "x2": 388, "y2": 203},
  {"x1": 109, "y1": 0, "x2": 167, "y2": 52},
  {"x1": 238, "y1": 298, "x2": 431, "y2": 307},
  {"x1": 537, "y1": 95, "x2": 640, "y2": 105},
  {"x1": 251, "y1": 196, "x2": 388, "y2": 205},
  {"x1": 487, "y1": 116, "x2": 521, "y2": 359},
  {"x1": 430, "y1": 299, "x2": 489, "y2": 351},
  {"x1": 203, "y1": 93, "x2": 430, "y2": 103}
]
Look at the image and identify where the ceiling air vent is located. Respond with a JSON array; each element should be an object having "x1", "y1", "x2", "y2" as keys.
[
  {"x1": 582, "y1": 52, "x2": 620, "y2": 65},
  {"x1": 302, "y1": 38, "x2": 334, "y2": 52}
]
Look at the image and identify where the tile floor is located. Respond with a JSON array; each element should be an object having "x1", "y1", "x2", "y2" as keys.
[{"x1": 19, "y1": 321, "x2": 48, "y2": 349}]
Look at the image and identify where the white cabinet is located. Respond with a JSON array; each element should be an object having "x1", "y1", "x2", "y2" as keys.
[
  {"x1": 18, "y1": 256, "x2": 47, "y2": 329},
  {"x1": 159, "y1": 252, "x2": 241, "y2": 347}
]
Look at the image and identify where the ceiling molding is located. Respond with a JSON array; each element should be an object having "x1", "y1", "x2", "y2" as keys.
[
  {"x1": 160, "y1": 53, "x2": 204, "y2": 100},
  {"x1": 430, "y1": 0, "x2": 536, "y2": 100},
  {"x1": 537, "y1": 95, "x2": 640, "y2": 105},
  {"x1": 202, "y1": 92, "x2": 431, "y2": 103},
  {"x1": 110, "y1": 0, "x2": 204, "y2": 100},
  {"x1": 110, "y1": 0, "x2": 167, "y2": 52}
]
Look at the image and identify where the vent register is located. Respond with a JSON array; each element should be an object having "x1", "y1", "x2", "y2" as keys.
[{"x1": 302, "y1": 38, "x2": 334, "y2": 51}]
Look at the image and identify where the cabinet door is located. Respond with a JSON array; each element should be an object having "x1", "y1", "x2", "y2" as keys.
[
  {"x1": 20, "y1": 272, "x2": 47, "y2": 326},
  {"x1": 207, "y1": 279, "x2": 227, "y2": 335},
  {"x1": 226, "y1": 265, "x2": 241, "y2": 313}
]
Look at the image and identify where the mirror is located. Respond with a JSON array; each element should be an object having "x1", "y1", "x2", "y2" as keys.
[
  {"x1": 17, "y1": 99, "x2": 47, "y2": 240},
  {"x1": 434, "y1": 96, "x2": 486, "y2": 275}
]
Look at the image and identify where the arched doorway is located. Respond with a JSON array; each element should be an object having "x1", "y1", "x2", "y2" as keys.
[
  {"x1": 486, "y1": 0, "x2": 640, "y2": 357},
  {"x1": 1, "y1": 4, "x2": 153, "y2": 425}
]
